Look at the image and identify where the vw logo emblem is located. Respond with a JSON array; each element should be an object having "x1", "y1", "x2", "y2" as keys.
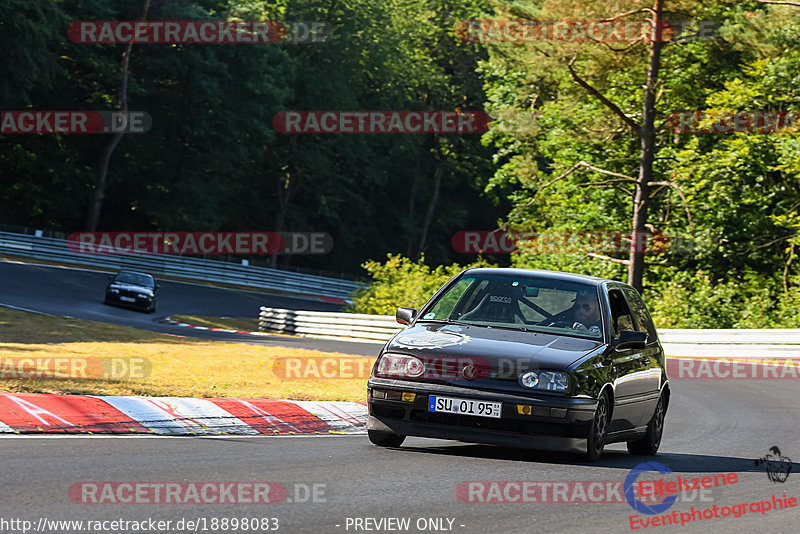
[{"x1": 462, "y1": 364, "x2": 478, "y2": 380}]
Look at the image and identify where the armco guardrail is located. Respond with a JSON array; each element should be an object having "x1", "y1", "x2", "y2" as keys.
[
  {"x1": 0, "y1": 231, "x2": 363, "y2": 301},
  {"x1": 659, "y1": 329, "x2": 800, "y2": 359},
  {"x1": 259, "y1": 307, "x2": 401, "y2": 342},
  {"x1": 259, "y1": 307, "x2": 800, "y2": 357}
]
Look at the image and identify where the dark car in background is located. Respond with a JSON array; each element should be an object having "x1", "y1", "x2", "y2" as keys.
[
  {"x1": 367, "y1": 268, "x2": 669, "y2": 461},
  {"x1": 104, "y1": 270, "x2": 159, "y2": 313}
]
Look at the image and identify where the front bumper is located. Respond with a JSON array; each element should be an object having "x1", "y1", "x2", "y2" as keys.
[
  {"x1": 367, "y1": 378, "x2": 598, "y2": 454},
  {"x1": 106, "y1": 292, "x2": 153, "y2": 310}
]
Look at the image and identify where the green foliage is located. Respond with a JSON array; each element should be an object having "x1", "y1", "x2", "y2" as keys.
[
  {"x1": 347, "y1": 254, "x2": 494, "y2": 315},
  {"x1": 0, "y1": 0, "x2": 506, "y2": 275},
  {"x1": 477, "y1": 0, "x2": 800, "y2": 325},
  {"x1": 0, "y1": 0, "x2": 68, "y2": 105},
  {"x1": 646, "y1": 269, "x2": 800, "y2": 329},
  {"x1": 4, "y1": 0, "x2": 800, "y2": 328}
]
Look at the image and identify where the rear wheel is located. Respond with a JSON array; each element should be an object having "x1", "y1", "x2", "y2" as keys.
[
  {"x1": 627, "y1": 393, "x2": 666, "y2": 455},
  {"x1": 368, "y1": 430, "x2": 405, "y2": 448},
  {"x1": 585, "y1": 393, "x2": 609, "y2": 462}
]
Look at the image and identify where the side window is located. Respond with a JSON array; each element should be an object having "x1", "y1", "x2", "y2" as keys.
[
  {"x1": 623, "y1": 287, "x2": 657, "y2": 341},
  {"x1": 607, "y1": 289, "x2": 634, "y2": 339}
]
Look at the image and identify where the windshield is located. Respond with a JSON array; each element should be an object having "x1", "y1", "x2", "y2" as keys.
[
  {"x1": 421, "y1": 273, "x2": 602, "y2": 339},
  {"x1": 114, "y1": 272, "x2": 155, "y2": 288}
]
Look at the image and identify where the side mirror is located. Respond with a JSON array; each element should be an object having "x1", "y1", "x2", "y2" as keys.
[
  {"x1": 156, "y1": 284, "x2": 161, "y2": 289},
  {"x1": 616, "y1": 330, "x2": 647, "y2": 350},
  {"x1": 396, "y1": 307, "x2": 417, "y2": 326}
]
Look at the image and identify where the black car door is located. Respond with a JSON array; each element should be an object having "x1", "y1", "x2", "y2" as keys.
[
  {"x1": 605, "y1": 286, "x2": 657, "y2": 431},
  {"x1": 622, "y1": 286, "x2": 663, "y2": 419}
]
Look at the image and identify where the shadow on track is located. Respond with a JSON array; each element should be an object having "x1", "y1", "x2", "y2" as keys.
[{"x1": 385, "y1": 443, "x2": 800, "y2": 475}]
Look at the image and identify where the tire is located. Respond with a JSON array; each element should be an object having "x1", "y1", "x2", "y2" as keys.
[
  {"x1": 585, "y1": 392, "x2": 610, "y2": 462},
  {"x1": 368, "y1": 430, "x2": 405, "y2": 448},
  {"x1": 627, "y1": 393, "x2": 666, "y2": 455}
]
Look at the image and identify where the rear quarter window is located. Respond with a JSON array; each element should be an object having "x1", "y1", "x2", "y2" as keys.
[{"x1": 622, "y1": 287, "x2": 657, "y2": 341}]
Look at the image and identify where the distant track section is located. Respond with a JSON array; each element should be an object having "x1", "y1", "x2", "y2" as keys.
[{"x1": 0, "y1": 230, "x2": 362, "y2": 302}]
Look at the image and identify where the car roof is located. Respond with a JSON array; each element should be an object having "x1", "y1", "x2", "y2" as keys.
[
  {"x1": 116, "y1": 270, "x2": 154, "y2": 278},
  {"x1": 460, "y1": 267, "x2": 624, "y2": 288}
]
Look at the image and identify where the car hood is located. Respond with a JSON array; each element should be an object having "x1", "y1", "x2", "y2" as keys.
[
  {"x1": 108, "y1": 283, "x2": 153, "y2": 293},
  {"x1": 386, "y1": 322, "x2": 603, "y2": 372}
]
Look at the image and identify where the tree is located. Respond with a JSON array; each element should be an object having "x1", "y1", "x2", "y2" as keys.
[
  {"x1": 86, "y1": 0, "x2": 151, "y2": 231},
  {"x1": 481, "y1": 0, "x2": 720, "y2": 290}
]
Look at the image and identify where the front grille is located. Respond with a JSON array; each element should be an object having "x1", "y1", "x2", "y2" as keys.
[
  {"x1": 410, "y1": 409, "x2": 524, "y2": 432},
  {"x1": 410, "y1": 409, "x2": 578, "y2": 437}
]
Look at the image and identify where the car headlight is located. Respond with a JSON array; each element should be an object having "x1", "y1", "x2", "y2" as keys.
[
  {"x1": 137, "y1": 293, "x2": 151, "y2": 298},
  {"x1": 110, "y1": 288, "x2": 119, "y2": 294},
  {"x1": 518, "y1": 371, "x2": 570, "y2": 393},
  {"x1": 375, "y1": 354, "x2": 425, "y2": 378}
]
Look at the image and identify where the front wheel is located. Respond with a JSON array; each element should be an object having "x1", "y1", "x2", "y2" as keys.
[
  {"x1": 627, "y1": 393, "x2": 666, "y2": 455},
  {"x1": 368, "y1": 430, "x2": 405, "y2": 448},
  {"x1": 585, "y1": 393, "x2": 609, "y2": 462}
]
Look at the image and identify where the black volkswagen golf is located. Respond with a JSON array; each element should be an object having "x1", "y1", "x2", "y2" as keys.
[
  {"x1": 104, "y1": 270, "x2": 159, "y2": 313},
  {"x1": 367, "y1": 268, "x2": 669, "y2": 461}
]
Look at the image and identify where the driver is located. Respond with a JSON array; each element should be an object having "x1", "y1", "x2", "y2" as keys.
[{"x1": 566, "y1": 290, "x2": 602, "y2": 334}]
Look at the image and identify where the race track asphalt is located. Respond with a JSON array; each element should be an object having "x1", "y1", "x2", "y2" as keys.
[{"x1": 1, "y1": 377, "x2": 798, "y2": 533}]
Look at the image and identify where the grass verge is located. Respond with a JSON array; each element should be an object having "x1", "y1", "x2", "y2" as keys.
[{"x1": 0, "y1": 307, "x2": 368, "y2": 401}]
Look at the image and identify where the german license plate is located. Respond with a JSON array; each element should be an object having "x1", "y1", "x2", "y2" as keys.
[
  {"x1": 428, "y1": 396, "x2": 502, "y2": 418},
  {"x1": 120, "y1": 296, "x2": 136, "y2": 302}
]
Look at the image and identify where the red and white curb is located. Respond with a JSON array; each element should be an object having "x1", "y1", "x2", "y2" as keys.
[{"x1": 0, "y1": 393, "x2": 367, "y2": 435}]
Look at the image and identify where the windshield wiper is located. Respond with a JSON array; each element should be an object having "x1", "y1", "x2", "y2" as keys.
[
  {"x1": 416, "y1": 318, "x2": 472, "y2": 327},
  {"x1": 482, "y1": 323, "x2": 543, "y2": 333}
]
